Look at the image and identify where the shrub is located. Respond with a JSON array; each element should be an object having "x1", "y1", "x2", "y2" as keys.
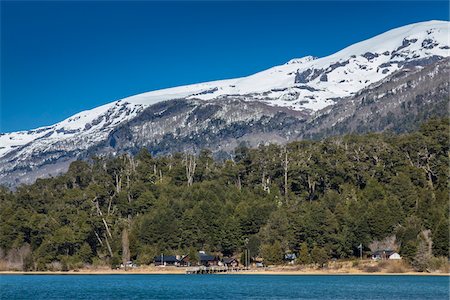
[
  {"x1": 47, "y1": 261, "x2": 62, "y2": 271},
  {"x1": 427, "y1": 256, "x2": 449, "y2": 272},
  {"x1": 364, "y1": 265, "x2": 381, "y2": 273},
  {"x1": 92, "y1": 257, "x2": 108, "y2": 268},
  {"x1": 311, "y1": 245, "x2": 328, "y2": 268},
  {"x1": 297, "y1": 243, "x2": 311, "y2": 265},
  {"x1": 111, "y1": 256, "x2": 121, "y2": 268},
  {"x1": 77, "y1": 243, "x2": 93, "y2": 264},
  {"x1": 386, "y1": 261, "x2": 407, "y2": 273},
  {"x1": 61, "y1": 255, "x2": 84, "y2": 270},
  {"x1": 378, "y1": 260, "x2": 389, "y2": 268}
]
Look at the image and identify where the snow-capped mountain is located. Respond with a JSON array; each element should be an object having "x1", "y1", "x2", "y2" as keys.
[{"x1": 1, "y1": 20, "x2": 449, "y2": 186}]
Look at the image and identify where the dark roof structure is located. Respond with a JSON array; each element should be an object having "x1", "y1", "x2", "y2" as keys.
[
  {"x1": 222, "y1": 257, "x2": 238, "y2": 264},
  {"x1": 154, "y1": 255, "x2": 179, "y2": 263},
  {"x1": 199, "y1": 253, "x2": 217, "y2": 262}
]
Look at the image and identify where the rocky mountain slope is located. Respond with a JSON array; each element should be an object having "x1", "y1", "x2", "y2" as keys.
[
  {"x1": 302, "y1": 56, "x2": 450, "y2": 139},
  {"x1": 0, "y1": 20, "x2": 449, "y2": 186}
]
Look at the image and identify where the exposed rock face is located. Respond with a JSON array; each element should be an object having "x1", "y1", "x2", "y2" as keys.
[
  {"x1": 89, "y1": 99, "x2": 307, "y2": 158},
  {"x1": 301, "y1": 58, "x2": 450, "y2": 139}
]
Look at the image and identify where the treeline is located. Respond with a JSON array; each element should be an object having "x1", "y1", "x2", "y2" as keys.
[{"x1": 0, "y1": 119, "x2": 448, "y2": 271}]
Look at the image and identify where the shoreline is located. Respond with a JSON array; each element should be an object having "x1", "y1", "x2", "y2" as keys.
[{"x1": 1, "y1": 269, "x2": 449, "y2": 276}]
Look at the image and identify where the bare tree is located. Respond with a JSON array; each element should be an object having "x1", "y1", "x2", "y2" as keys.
[
  {"x1": 283, "y1": 146, "x2": 289, "y2": 203},
  {"x1": 92, "y1": 196, "x2": 113, "y2": 257},
  {"x1": 185, "y1": 153, "x2": 196, "y2": 186},
  {"x1": 4, "y1": 244, "x2": 32, "y2": 271},
  {"x1": 122, "y1": 227, "x2": 130, "y2": 266},
  {"x1": 369, "y1": 235, "x2": 399, "y2": 252}
]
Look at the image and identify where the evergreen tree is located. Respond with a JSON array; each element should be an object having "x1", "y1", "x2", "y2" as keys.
[
  {"x1": 311, "y1": 244, "x2": 328, "y2": 268},
  {"x1": 432, "y1": 218, "x2": 449, "y2": 257},
  {"x1": 297, "y1": 242, "x2": 311, "y2": 265}
]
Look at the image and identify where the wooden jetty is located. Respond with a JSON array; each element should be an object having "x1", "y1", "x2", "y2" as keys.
[{"x1": 186, "y1": 266, "x2": 247, "y2": 274}]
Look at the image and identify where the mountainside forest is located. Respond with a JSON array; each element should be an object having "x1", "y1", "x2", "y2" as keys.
[{"x1": 0, "y1": 118, "x2": 448, "y2": 271}]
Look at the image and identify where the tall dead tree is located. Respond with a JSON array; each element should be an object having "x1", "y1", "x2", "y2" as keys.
[
  {"x1": 307, "y1": 175, "x2": 316, "y2": 202},
  {"x1": 283, "y1": 146, "x2": 289, "y2": 203},
  {"x1": 92, "y1": 196, "x2": 113, "y2": 257},
  {"x1": 261, "y1": 169, "x2": 271, "y2": 194},
  {"x1": 121, "y1": 227, "x2": 130, "y2": 266},
  {"x1": 185, "y1": 153, "x2": 196, "y2": 186},
  {"x1": 236, "y1": 174, "x2": 242, "y2": 191},
  {"x1": 115, "y1": 172, "x2": 122, "y2": 193}
]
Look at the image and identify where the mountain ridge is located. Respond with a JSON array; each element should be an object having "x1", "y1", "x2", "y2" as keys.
[{"x1": 1, "y1": 20, "x2": 449, "y2": 187}]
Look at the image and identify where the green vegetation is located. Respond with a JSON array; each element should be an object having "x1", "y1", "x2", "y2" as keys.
[{"x1": 0, "y1": 119, "x2": 448, "y2": 271}]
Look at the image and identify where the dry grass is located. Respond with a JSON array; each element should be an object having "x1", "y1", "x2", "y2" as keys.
[
  {"x1": 363, "y1": 265, "x2": 381, "y2": 273},
  {"x1": 386, "y1": 261, "x2": 407, "y2": 273},
  {"x1": 351, "y1": 260, "x2": 360, "y2": 267},
  {"x1": 359, "y1": 260, "x2": 411, "y2": 273},
  {"x1": 377, "y1": 261, "x2": 389, "y2": 268}
]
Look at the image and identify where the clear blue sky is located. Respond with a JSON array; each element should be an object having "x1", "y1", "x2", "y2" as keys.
[{"x1": 1, "y1": 1, "x2": 448, "y2": 133}]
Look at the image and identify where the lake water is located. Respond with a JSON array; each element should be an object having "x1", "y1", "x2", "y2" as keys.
[{"x1": 0, "y1": 274, "x2": 449, "y2": 299}]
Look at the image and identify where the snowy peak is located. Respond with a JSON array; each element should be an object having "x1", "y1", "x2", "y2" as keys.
[
  {"x1": 331, "y1": 20, "x2": 449, "y2": 58},
  {"x1": 0, "y1": 20, "x2": 449, "y2": 185},
  {"x1": 285, "y1": 56, "x2": 318, "y2": 65},
  {"x1": 0, "y1": 101, "x2": 145, "y2": 157}
]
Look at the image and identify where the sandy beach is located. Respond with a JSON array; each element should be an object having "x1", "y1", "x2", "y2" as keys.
[{"x1": 1, "y1": 265, "x2": 448, "y2": 276}]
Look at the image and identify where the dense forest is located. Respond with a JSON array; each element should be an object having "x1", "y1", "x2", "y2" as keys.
[{"x1": 0, "y1": 119, "x2": 448, "y2": 271}]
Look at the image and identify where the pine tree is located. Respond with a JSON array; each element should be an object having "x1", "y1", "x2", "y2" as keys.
[
  {"x1": 297, "y1": 242, "x2": 311, "y2": 265},
  {"x1": 432, "y1": 218, "x2": 449, "y2": 257},
  {"x1": 311, "y1": 244, "x2": 328, "y2": 268}
]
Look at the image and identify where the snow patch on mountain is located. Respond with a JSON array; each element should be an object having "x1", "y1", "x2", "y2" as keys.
[{"x1": 0, "y1": 20, "x2": 448, "y2": 163}]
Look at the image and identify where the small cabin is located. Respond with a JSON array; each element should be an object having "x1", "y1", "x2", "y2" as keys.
[
  {"x1": 199, "y1": 252, "x2": 220, "y2": 266},
  {"x1": 153, "y1": 255, "x2": 180, "y2": 266},
  {"x1": 371, "y1": 250, "x2": 396, "y2": 260},
  {"x1": 222, "y1": 257, "x2": 239, "y2": 268},
  {"x1": 179, "y1": 255, "x2": 191, "y2": 266},
  {"x1": 180, "y1": 251, "x2": 220, "y2": 266},
  {"x1": 284, "y1": 253, "x2": 297, "y2": 264},
  {"x1": 120, "y1": 261, "x2": 136, "y2": 268}
]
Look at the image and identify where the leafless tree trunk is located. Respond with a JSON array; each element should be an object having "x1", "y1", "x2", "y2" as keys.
[
  {"x1": 236, "y1": 174, "x2": 242, "y2": 191},
  {"x1": 122, "y1": 227, "x2": 130, "y2": 266},
  {"x1": 94, "y1": 200, "x2": 112, "y2": 238},
  {"x1": 307, "y1": 175, "x2": 316, "y2": 202},
  {"x1": 185, "y1": 153, "x2": 196, "y2": 186},
  {"x1": 104, "y1": 235, "x2": 113, "y2": 258},
  {"x1": 92, "y1": 197, "x2": 113, "y2": 257},
  {"x1": 422, "y1": 152, "x2": 436, "y2": 201},
  {"x1": 94, "y1": 231, "x2": 104, "y2": 246},
  {"x1": 284, "y1": 146, "x2": 289, "y2": 203},
  {"x1": 262, "y1": 171, "x2": 268, "y2": 193},
  {"x1": 107, "y1": 195, "x2": 114, "y2": 216},
  {"x1": 115, "y1": 173, "x2": 122, "y2": 193},
  {"x1": 260, "y1": 155, "x2": 271, "y2": 194}
]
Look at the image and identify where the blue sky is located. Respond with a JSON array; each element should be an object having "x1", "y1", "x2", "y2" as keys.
[{"x1": 1, "y1": 1, "x2": 448, "y2": 133}]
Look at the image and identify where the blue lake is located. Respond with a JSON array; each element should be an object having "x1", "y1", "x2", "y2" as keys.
[{"x1": 0, "y1": 274, "x2": 449, "y2": 299}]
